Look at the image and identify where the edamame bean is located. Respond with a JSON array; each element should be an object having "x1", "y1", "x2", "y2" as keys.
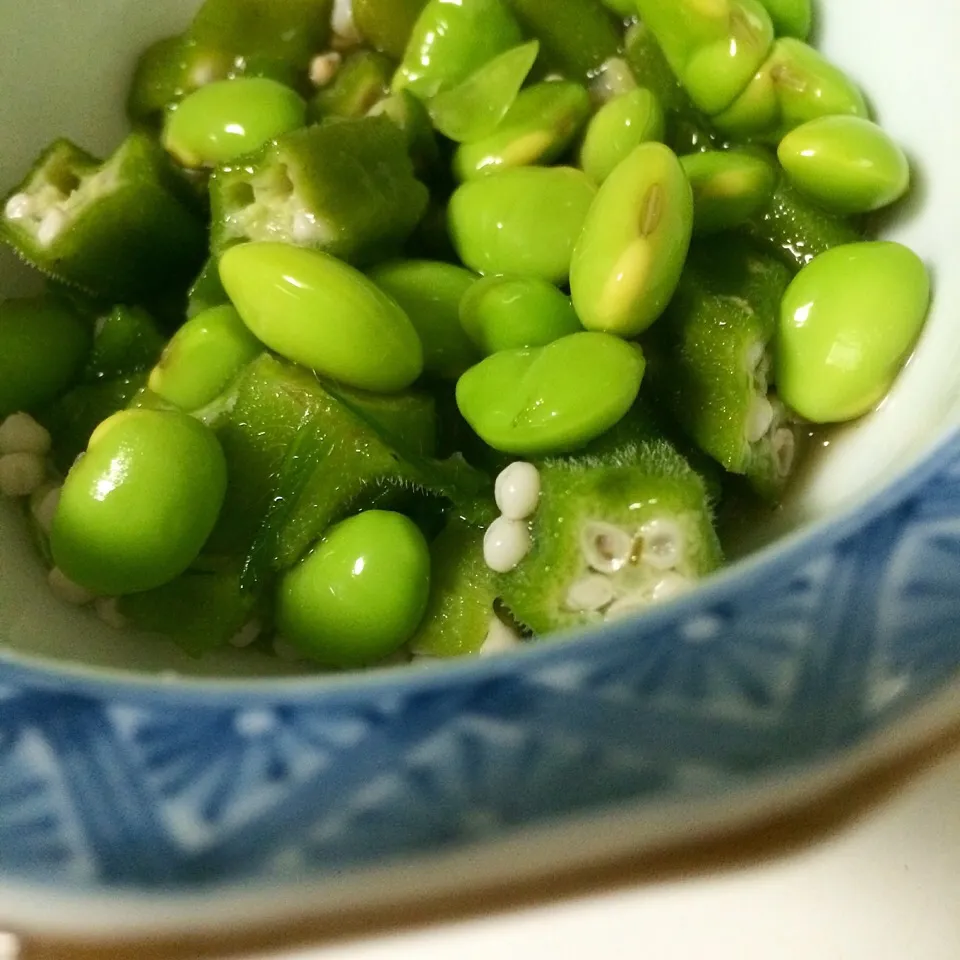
[
  {"x1": 680, "y1": 149, "x2": 777, "y2": 234},
  {"x1": 453, "y1": 81, "x2": 591, "y2": 181},
  {"x1": 456, "y1": 332, "x2": 645, "y2": 455},
  {"x1": 757, "y1": 0, "x2": 811, "y2": 39},
  {"x1": 51, "y1": 409, "x2": 227, "y2": 595},
  {"x1": 148, "y1": 305, "x2": 263, "y2": 412},
  {"x1": 635, "y1": 0, "x2": 774, "y2": 115},
  {"x1": 162, "y1": 78, "x2": 307, "y2": 168},
  {"x1": 448, "y1": 167, "x2": 596, "y2": 285},
  {"x1": 714, "y1": 39, "x2": 869, "y2": 140},
  {"x1": 776, "y1": 242, "x2": 930, "y2": 423},
  {"x1": 777, "y1": 116, "x2": 910, "y2": 215},
  {"x1": 276, "y1": 510, "x2": 431, "y2": 668},
  {"x1": 354, "y1": 0, "x2": 428, "y2": 59},
  {"x1": 219, "y1": 242, "x2": 423, "y2": 392},
  {"x1": 571, "y1": 142, "x2": 693, "y2": 338},
  {"x1": 367, "y1": 261, "x2": 480, "y2": 380},
  {"x1": 0, "y1": 298, "x2": 91, "y2": 419},
  {"x1": 579, "y1": 88, "x2": 666, "y2": 184},
  {"x1": 394, "y1": 0, "x2": 524, "y2": 99},
  {"x1": 459, "y1": 277, "x2": 583, "y2": 355},
  {"x1": 428, "y1": 40, "x2": 540, "y2": 143}
]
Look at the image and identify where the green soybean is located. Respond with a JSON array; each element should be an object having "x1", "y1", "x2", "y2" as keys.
[
  {"x1": 394, "y1": 0, "x2": 524, "y2": 99},
  {"x1": 579, "y1": 88, "x2": 666, "y2": 184},
  {"x1": 453, "y1": 81, "x2": 592, "y2": 181},
  {"x1": 367, "y1": 261, "x2": 480, "y2": 380},
  {"x1": 162, "y1": 78, "x2": 307, "y2": 168},
  {"x1": 680, "y1": 149, "x2": 777, "y2": 234},
  {"x1": 0, "y1": 298, "x2": 91, "y2": 419},
  {"x1": 571, "y1": 142, "x2": 693, "y2": 338},
  {"x1": 148, "y1": 305, "x2": 263, "y2": 412},
  {"x1": 757, "y1": 0, "x2": 812, "y2": 38},
  {"x1": 776, "y1": 242, "x2": 930, "y2": 423},
  {"x1": 354, "y1": 0, "x2": 428, "y2": 59},
  {"x1": 714, "y1": 39, "x2": 869, "y2": 140},
  {"x1": 459, "y1": 276, "x2": 583, "y2": 355},
  {"x1": 277, "y1": 510, "x2": 431, "y2": 668},
  {"x1": 456, "y1": 331, "x2": 645, "y2": 455},
  {"x1": 777, "y1": 116, "x2": 910, "y2": 215},
  {"x1": 448, "y1": 166, "x2": 596, "y2": 285},
  {"x1": 219, "y1": 243, "x2": 424, "y2": 393},
  {"x1": 427, "y1": 40, "x2": 540, "y2": 143},
  {"x1": 635, "y1": 0, "x2": 775, "y2": 116},
  {"x1": 51, "y1": 409, "x2": 227, "y2": 595}
]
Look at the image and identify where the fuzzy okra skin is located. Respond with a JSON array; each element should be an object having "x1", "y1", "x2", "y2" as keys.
[
  {"x1": 310, "y1": 50, "x2": 393, "y2": 122},
  {"x1": 1, "y1": 134, "x2": 205, "y2": 301},
  {"x1": 209, "y1": 117, "x2": 428, "y2": 265},
  {"x1": 644, "y1": 239, "x2": 798, "y2": 500},
  {"x1": 498, "y1": 431, "x2": 722, "y2": 635}
]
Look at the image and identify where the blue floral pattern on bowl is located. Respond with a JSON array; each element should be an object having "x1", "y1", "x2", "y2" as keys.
[{"x1": 2, "y1": 438, "x2": 960, "y2": 900}]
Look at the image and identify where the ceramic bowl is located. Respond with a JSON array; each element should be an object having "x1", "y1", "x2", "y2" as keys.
[{"x1": 1, "y1": 0, "x2": 959, "y2": 939}]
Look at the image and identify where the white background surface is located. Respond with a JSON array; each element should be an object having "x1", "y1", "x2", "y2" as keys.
[{"x1": 244, "y1": 749, "x2": 960, "y2": 960}]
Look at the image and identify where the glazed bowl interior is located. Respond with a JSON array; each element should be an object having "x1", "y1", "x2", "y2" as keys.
[{"x1": 0, "y1": 0, "x2": 958, "y2": 679}]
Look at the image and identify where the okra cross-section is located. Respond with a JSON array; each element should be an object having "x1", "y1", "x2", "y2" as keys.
[{"x1": 210, "y1": 116, "x2": 429, "y2": 265}]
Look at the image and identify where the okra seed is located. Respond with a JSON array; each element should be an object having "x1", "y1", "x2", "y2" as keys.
[
  {"x1": 639, "y1": 518, "x2": 685, "y2": 570},
  {"x1": 650, "y1": 572, "x2": 693, "y2": 602},
  {"x1": 4, "y1": 193, "x2": 31, "y2": 220},
  {"x1": 479, "y1": 615, "x2": 523, "y2": 656},
  {"x1": 48, "y1": 567, "x2": 95, "y2": 607},
  {"x1": 30, "y1": 483, "x2": 61, "y2": 535},
  {"x1": 310, "y1": 52, "x2": 343, "y2": 87},
  {"x1": 484, "y1": 516, "x2": 531, "y2": 573},
  {"x1": 495, "y1": 462, "x2": 541, "y2": 520},
  {"x1": 229, "y1": 620, "x2": 263, "y2": 649},
  {"x1": 773, "y1": 427, "x2": 796, "y2": 477},
  {"x1": 332, "y1": 0, "x2": 361, "y2": 44},
  {"x1": 95, "y1": 597, "x2": 128, "y2": 630},
  {"x1": 581, "y1": 521, "x2": 633, "y2": 573},
  {"x1": 37, "y1": 209, "x2": 67, "y2": 247},
  {"x1": 0, "y1": 413, "x2": 51, "y2": 455},
  {"x1": 0, "y1": 452, "x2": 46, "y2": 497},
  {"x1": 565, "y1": 574, "x2": 616, "y2": 612},
  {"x1": 604, "y1": 593, "x2": 646, "y2": 621},
  {"x1": 746, "y1": 394, "x2": 775, "y2": 444}
]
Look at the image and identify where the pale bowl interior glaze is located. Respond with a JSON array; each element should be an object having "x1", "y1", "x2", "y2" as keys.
[{"x1": 0, "y1": 0, "x2": 958, "y2": 677}]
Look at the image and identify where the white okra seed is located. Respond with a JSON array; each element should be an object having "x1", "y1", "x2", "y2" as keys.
[
  {"x1": 0, "y1": 412, "x2": 52, "y2": 455},
  {"x1": 581, "y1": 521, "x2": 633, "y2": 574},
  {"x1": 229, "y1": 619, "x2": 263, "y2": 648},
  {"x1": 331, "y1": 0, "x2": 360, "y2": 43},
  {"x1": 37, "y1": 208, "x2": 67, "y2": 247},
  {"x1": 639, "y1": 518, "x2": 685, "y2": 571},
  {"x1": 495, "y1": 461, "x2": 541, "y2": 520},
  {"x1": 650, "y1": 572, "x2": 692, "y2": 603},
  {"x1": 773, "y1": 426, "x2": 796, "y2": 477},
  {"x1": 96, "y1": 597, "x2": 128, "y2": 630},
  {"x1": 565, "y1": 574, "x2": 615, "y2": 612},
  {"x1": 479, "y1": 615, "x2": 523, "y2": 656},
  {"x1": 309, "y1": 51, "x2": 342, "y2": 87},
  {"x1": 48, "y1": 567, "x2": 96, "y2": 606},
  {"x1": 0, "y1": 453, "x2": 46, "y2": 497},
  {"x1": 745, "y1": 394, "x2": 775, "y2": 444},
  {"x1": 29, "y1": 483, "x2": 61, "y2": 534},
  {"x1": 483, "y1": 516, "x2": 531, "y2": 573},
  {"x1": 4, "y1": 192, "x2": 32, "y2": 220}
]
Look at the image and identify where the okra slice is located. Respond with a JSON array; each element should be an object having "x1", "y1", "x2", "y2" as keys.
[
  {"x1": 498, "y1": 433, "x2": 722, "y2": 634},
  {"x1": 743, "y1": 174, "x2": 862, "y2": 271},
  {"x1": 368, "y1": 90, "x2": 441, "y2": 177},
  {"x1": 644, "y1": 239, "x2": 799, "y2": 500},
  {"x1": 117, "y1": 570, "x2": 263, "y2": 658},
  {"x1": 210, "y1": 117, "x2": 428, "y2": 265},
  {"x1": 1, "y1": 134, "x2": 205, "y2": 301},
  {"x1": 310, "y1": 50, "x2": 393, "y2": 121},
  {"x1": 453, "y1": 81, "x2": 591, "y2": 181},
  {"x1": 82, "y1": 305, "x2": 165, "y2": 382},
  {"x1": 409, "y1": 517, "x2": 497, "y2": 658},
  {"x1": 502, "y1": 0, "x2": 623, "y2": 83},
  {"x1": 354, "y1": 0, "x2": 429, "y2": 60}
]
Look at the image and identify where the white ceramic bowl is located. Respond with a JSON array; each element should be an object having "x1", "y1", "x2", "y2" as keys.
[{"x1": 0, "y1": 0, "x2": 959, "y2": 940}]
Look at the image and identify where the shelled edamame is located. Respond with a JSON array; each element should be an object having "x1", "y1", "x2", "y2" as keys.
[{"x1": 0, "y1": 0, "x2": 931, "y2": 670}]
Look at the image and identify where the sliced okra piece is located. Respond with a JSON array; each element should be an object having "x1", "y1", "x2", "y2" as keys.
[
  {"x1": 453, "y1": 81, "x2": 591, "y2": 181},
  {"x1": 427, "y1": 40, "x2": 540, "y2": 144},
  {"x1": 644, "y1": 239, "x2": 799, "y2": 500},
  {"x1": 394, "y1": 0, "x2": 524, "y2": 99},
  {"x1": 309, "y1": 49, "x2": 393, "y2": 121},
  {"x1": 82, "y1": 305, "x2": 165, "y2": 382},
  {"x1": 209, "y1": 116, "x2": 428, "y2": 265},
  {"x1": 634, "y1": 0, "x2": 775, "y2": 116},
  {"x1": 117, "y1": 570, "x2": 264, "y2": 658},
  {"x1": 502, "y1": 0, "x2": 623, "y2": 83},
  {"x1": 742, "y1": 173, "x2": 862, "y2": 271},
  {"x1": 498, "y1": 431, "x2": 722, "y2": 634},
  {"x1": 713, "y1": 38, "x2": 869, "y2": 141},
  {"x1": 186, "y1": 256, "x2": 229, "y2": 318},
  {"x1": 1, "y1": 134, "x2": 205, "y2": 301},
  {"x1": 680, "y1": 148, "x2": 777, "y2": 235},
  {"x1": 409, "y1": 517, "x2": 498, "y2": 658},
  {"x1": 368, "y1": 90, "x2": 441, "y2": 176},
  {"x1": 187, "y1": 0, "x2": 334, "y2": 90},
  {"x1": 353, "y1": 0, "x2": 429, "y2": 60}
]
